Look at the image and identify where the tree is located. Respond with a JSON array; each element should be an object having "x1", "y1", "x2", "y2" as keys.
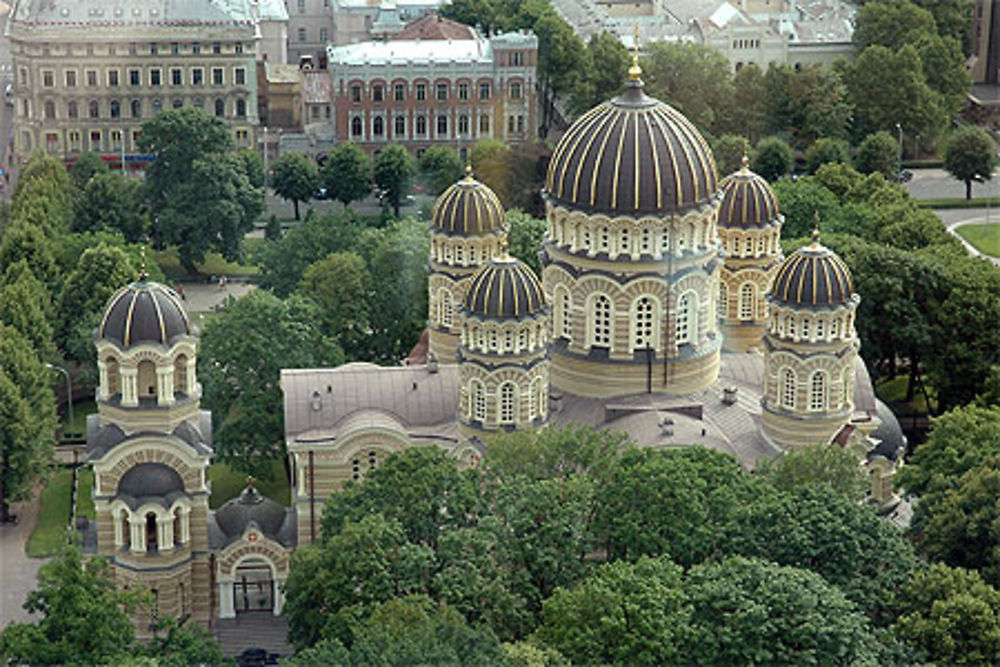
[
  {"x1": 265, "y1": 214, "x2": 282, "y2": 241},
  {"x1": 567, "y1": 32, "x2": 630, "y2": 115},
  {"x1": 764, "y1": 64, "x2": 851, "y2": 146},
  {"x1": 855, "y1": 131, "x2": 900, "y2": 177},
  {"x1": 321, "y1": 142, "x2": 371, "y2": 208},
  {"x1": 12, "y1": 153, "x2": 76, "y2": 236},
  {"x1": 0, "y1": 220, "x2": 60, "y2": 288},
  {"x1": 373, "y1": 145, "x2": 415, "y2": 217},
  {"x1": 751, "y1": 136, "x2": 793, "y2": 182},
  {"x1": 943, "y1": 125, "x2": 996, "y2": 200},
  {"x1": 533, "y1": 556, "x2": 690, "y2": 666},
  {"x1": 272, "y1": 152, "x2": 319, "y2": 220},
  {"x1": 524, "y1": 7, "x2": 586, "y2": 138},
  {"x1": 141, "y1": 618, "x2": 227, "y2": 667},
  {"x1": 644, "y1": 41, "x2": 734, "y2": 134},
  {"x1": 506, "y1": 210, "x2": 546, "y2": 275},
  {"x1": 723, "y1": 486, "x2": 919, "y2": 623},
  {"x1": 917, "y1": 34, "x2": 972, "y2": 116},
  {"x1": 0, "y1": 260, "x2": 56, "y2": 361},
  {"x1": 233, "y1": 148, "x2": 265, "y2": 188},
  {"x1": 712, "y1": 134, "x2": 751, "y2": 177},
  {"x1": 892, "y1": 564, "x2": 1000, "y2": 664},
  {"x1": 771, "y1": 178, "x2": 842, "y2": 239},
  {"x1": 199, "y1": 290, "x2": 343, "y2": 476},
  {"x1": 74, "y1": 173, "x2": 150, "y2": 242},
  {"x1": 595, "y1": 447, "x2": 760, "y2": 565},
  {"x1": 683, "y1": 557, "x2": 877, "y2": 664},
  {"x1": 284, "y1": 514, "x2": 435, "y2": 648},
  {"x1": 804, "y1": 137, "x2": 850, "y2": 174},
  {"x1": 298, "y1": 252, "x2": 371, "y2": 358},
  {"x1": 0, "y1": 544, "x2": 141, "y2": 665},
  {"x1": 723, "y1": 64, "x2": 767, "y2": 142},
  {"x1": 68, "y1": 151, "x2": 109, "y2": 190},
  {"x1": 418, "y1": 146, "x2": 464, "y2": 196},
  {"x1": 759, "y1": 443, "x2": 868, "y2": 501},
  {"x1": 55, "y1": 243, "x2": 136, "y2": 350},
  {"x1": 853, "y1": 0, "x2": 937, "y2": 51}
]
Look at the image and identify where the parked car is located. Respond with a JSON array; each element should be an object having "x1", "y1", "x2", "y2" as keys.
[
  {"x1": 314, "y1": 187, "x2": 329, "y2": 200},
  {"x1": 4, "y1": 83, "x2": 13, "y2": 106}
]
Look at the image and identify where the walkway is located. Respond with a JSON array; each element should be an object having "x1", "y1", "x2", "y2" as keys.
[
  {"x1": 932, "y1": 208, "x2": 1000, "y2": 266},
  {"x1": 0, "y1": 491, "x2": 45, "y2": 629},
  {"x1": 214, "y1": 614, "x2": 293, "y2": 658}
]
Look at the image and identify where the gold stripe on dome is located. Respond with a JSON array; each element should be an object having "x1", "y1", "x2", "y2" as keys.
[
  {"x1": 570, "y1": 107, "x2": 617, "y2": 203},
  {"x1": 589, "y1": 111, "x2": 621, "y2": 208},
  {"x1": 650, "y1": 109, "x2": 682, "y2": 208},
  {"x1": 556, "y1": 105, "x2": 606, "y2": 198},
  {"x1": 811, "y1": 256, "x2": 818, "y2": 306},
  {"x1": 99, "y1": 286, "x2": 130, "y2": 338},
  {"x1": 633, "y1": 112, "x2": 641, "y2": 209},
  {"x1": 610, "y1": 110, "x2": 629, "y2": 210},
  {"x1": 820, "y1": 254, "x2": 834, "y2": 304},
  {"x1": 641, "y1": 112, "x2": 663, "y2": 209},
  {"x1": 832, "y1": 254, "x2": 849, "y2": 298},
  {"x1": 164, "y1": 287, "x2": 193, "y2": 333},
  {"x1": 123, "y1": 289, "x2": 139, "y2": 345},
  {"x1": 149, "y1": 285, "x2": 167, "y2": 343},
  {"x1": 463, "y1": 189, "x2": 471, "y2": 234},
  {"x1": 668, "y1": 107, "x2": 703, "y2": 203},
  {"x1": 549, "y1": 104, "x2": 604, "y2": 193}
]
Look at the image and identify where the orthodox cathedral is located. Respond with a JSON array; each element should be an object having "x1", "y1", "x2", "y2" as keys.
[{"x1": 83, "y1": 58, "x2": 906, "y2": 632}]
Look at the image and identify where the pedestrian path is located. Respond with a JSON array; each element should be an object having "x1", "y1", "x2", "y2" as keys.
[
  {"x1": 214, "y1": 614, "x2": 293, "y2": 658},
  {"x1": 0, "y1": 491, "x2": 45, "y2": 629}
]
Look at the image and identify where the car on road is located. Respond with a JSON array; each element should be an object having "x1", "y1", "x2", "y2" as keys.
[{"x1": 4, "y1": 83, "x2": 12, "y2": 106}]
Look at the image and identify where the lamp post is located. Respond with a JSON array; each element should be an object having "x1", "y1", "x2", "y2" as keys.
[
  {"x1": 45, "y1": 363, "x2": 73, "y2": 439},
  {"x1": 895, "y1": 123, "x2": 903, "y2": 174}
]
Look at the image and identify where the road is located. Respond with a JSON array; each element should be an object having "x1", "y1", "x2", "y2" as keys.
[{"x1": 903, "y1": 167, "x2": 999, "y2": 201}]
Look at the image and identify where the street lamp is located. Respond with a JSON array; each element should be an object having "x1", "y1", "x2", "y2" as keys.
[
  {"x1": 895, "y1": 123, "x2": 903, "y2": 173},
  {"x1": 45, "y1": 363, "x2": 73, "y2": 439}
]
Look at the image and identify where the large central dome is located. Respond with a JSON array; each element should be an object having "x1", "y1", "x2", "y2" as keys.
[{"x1": 544, "y1": 80, "x2": 718, "y2": 216}]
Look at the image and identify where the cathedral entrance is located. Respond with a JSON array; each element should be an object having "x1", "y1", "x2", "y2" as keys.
[{"x1": 233, "y1": 559, "x2": 274, "y2": 613}]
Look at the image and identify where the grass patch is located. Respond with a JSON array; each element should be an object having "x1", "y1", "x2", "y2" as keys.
[
  {"x1": 152, "y1": 248, "x2": 260, "y2": 282},
  {"x1": 917, "y1": 197, "x2": 1000, "y2": 209},
  {"x1": 76, "y1": 467, "x2": 95, "y2": 520},
  {"x1": 875, "y1": 375, "x2": 933, "y2": 415},
  {"x1": 68, "y1": 399, "x2": 97, "y2": 438},
  {"x1": 26, "y1": 469, "x2": 73, "y2": 558},
  {"x1": 208, "y1": 460, "x2": 290, "y2": 509},
  {"x1": 955, "y1": 223, "x2": 1000, "y2": 257}
]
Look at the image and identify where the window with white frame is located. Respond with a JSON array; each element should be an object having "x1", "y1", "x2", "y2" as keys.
[
  {"x1": 631, "y1": 296, "x2": 657, "y2": 352},
  {"x1": 718, "y1": 282, "x2": 728, "y2": 318},
  {"x1": 815, "y1": 318, "x2": 825, "y2": 340},
  {"x1": 440, "y1": 289, "x2": 453, "y2": 327},
  {"x1": 472, "y1": 380, "x2": 486, "y2": 421},
  {"x1": 738, "y1": 283, "x2": 754, "y2": 321},
  {"x1": 676, "y1": 292, "x2": 697, "y2": 344},
  {"x1": 556, "y1": 287, "x2": 572, "y2": 339},
  {"x1": 528, "y1": 379, "x2": 539, "y2": 420},
  {"x1": 588, "y1": 294, "x2": 612, "y2": 348},
  {"x1": 782, "y1": 368, "x2": 796, "y2": 409},
  {"x1": 499, "y1": 382, "x2": 516, "y2": 424},
  {"x1": 809, "y1": 371, "x2": 827, "y2": 411}
]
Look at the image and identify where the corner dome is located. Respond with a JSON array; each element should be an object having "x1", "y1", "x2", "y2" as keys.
[
  {"x1": 430, "y1": 168, "x2": 505, "y2": 236},
  {"x1": 98, "y1": 279, "x2": 193, "y2": 348},
  {"x1": 464, "y1": 254, "x2": 546, "y2": 320},
  {"x1": 771, "y1": 234, "x2": 854, "y2": 308},
  {"x1": 215, "y1": 485, "x2": 287, "y2": 540},
  {"x1": 117, "y1": 462, "x2": 184, "y2": 498},
  {"x1": 544, "y1": 80, "x2": 718, "y2": 216},
  {"x1": 718, "y1": 158, "x2": 780, "y2": 228}
]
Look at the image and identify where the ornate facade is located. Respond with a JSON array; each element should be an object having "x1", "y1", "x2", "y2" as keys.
[
  {"x1": 760, "y1": 229, "x2": 861, "y2": 450},
  {"x1": 716, "y1": 156, "x2": 784, "y2": 352},
  {"x1": 540, "y1": 63, "x2": 722, "y2": 398},
  {"x1": 427, "y1": 169, "x2": 508, "y2": 364}
]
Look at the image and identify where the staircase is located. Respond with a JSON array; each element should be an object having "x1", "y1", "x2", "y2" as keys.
[{"x1": 214, "y1": 614, "x2": 293, "y2": 659}]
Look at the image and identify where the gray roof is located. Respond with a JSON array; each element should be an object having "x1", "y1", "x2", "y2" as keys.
[
  {"x1": 209, "y1": 486, "x2": 297, "y2": 548},
  {"x1": 11, "y1": 0, "x2": 257, "y2": 28},
  {"x1": 868, "y1": 399, "x2": 906, "y2": 463},
  {"x1": 115, "y1": 462, "x2": 188, "y2": 510},
  {"x1": 87, "y1": 417, "x2": 212, "y2": 461},
  {"x1": 282, "y1": 363, "x2": 460, "y2": 446}
]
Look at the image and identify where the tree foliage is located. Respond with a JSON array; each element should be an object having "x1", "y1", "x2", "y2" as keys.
[
  {"x1": 321, "y1": 142, "x2": 371, "y2": 208},
  {"x1": 74, "y1": 173, "x2": 150, "y2": 242},
  {"x1": 712, "y1": 134, "x2": 751, "y2": 176},
  {"x1": 417, "y1": 147, "x2": 464, "y2": 196},
  {"x1": 759, "y1": 443, "x2": 868, "y2": 501},
  {"x1": 298, "y1": 251, "x2": 372, "y2": 358},
  {"x1": 55, "y1": 243, "x2": 136, "y2": 350},
  {"x1": 855, "y1": 130, "x2": 900, "y2": 177},
  {"x1": 943, "y1": 125, "x2": 996, "y2": 200},
  {"x1": 272, "y1": 152, "x2": 319, "y2": 220},
  {"x1": 751, "y1": 136, "x2": 793, "y2": 182},
  {"x1": 506, "y1": 210, "x2": 546, "y2": 275},
  {"x1": 373, "y1": 144, "x2": 415, "y2": 217}
]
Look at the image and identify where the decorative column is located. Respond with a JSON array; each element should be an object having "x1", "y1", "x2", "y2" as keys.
[
  {"x1": 218, "y1": 581, "x2": 236, "y2": 619},
  {"x1": 113, "y1": 510, "x2": 123, "y2": 548},
  {"x1": 130, "y1": 519, "x2": 145, "y2": 554},
  {"x1": 98, "y1": 360, "x2": 109, "y2": 401},
  {"x1": 273, "y1": 579, "x2": 285, "y2": 616},
  {"x1": 121, "y1": 368, "x2": 138, "y2": 407},
  {"x1": 161, "y1": 515, "x2": 174, "y2": 552},
  {"x1": 179, "y1": 508, "x2": 190, "y2": 544},
  {"x1": 156, "y1": 367, "x2": 175, "y2": 406},
  {"x1": 186, "y1": 358, "x2": 197, "y2": 395},
  {"x1": 157, "y1": 516, "x2": 168, "y2": 552}
]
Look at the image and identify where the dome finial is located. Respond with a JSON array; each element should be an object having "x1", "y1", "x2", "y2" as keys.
[
  {"x1": 499, "y1": 235, "x2": 510, "y2": 259},
  {"x1": 464, "y1": 163, "x2": 473, "y2": 179},
  {"x1": 811, "y1": 211, "x2": 821, "y2": 246},
  {"x1": 139, "y1": 246, "x2": 148, "y2": 281},
  {"x1": 740, "y1": 149, "x2": 749, "y2": 172},
  {"x1": 628, "y1": 22, "x2": 642, "y2": 82}
]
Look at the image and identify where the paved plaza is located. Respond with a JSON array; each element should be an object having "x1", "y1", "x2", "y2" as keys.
[{"x1": 0, "y1": 493, "x2": 45, "y2": 629}]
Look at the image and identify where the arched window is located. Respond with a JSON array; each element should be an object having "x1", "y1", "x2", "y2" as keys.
[
  {"x1": 110, "y1": 99, "x2": 121, "y2": 118},
  {"x1": 416, "y1": 115, "x2": 426, "y2": 135},
  {"x1": 630, "y1": 296, "x2": 658, "y2": 352},
  {"x1": 68, "y1": 101, "x2": 78, "y2": 119},
  {"x1": 173, "y1": 510, "x2": 181, "y2": 547},
  {"x1": 89, "y1": 100, "x2": 99, "y2": 118},
  {"x1": 236, "y1": 98, "x2": 246, "y2": 117},
  {"x1": 528, "y1": 379, "x2": 539, "y2": 421},
  {"x1": 738, "y1": 283, "x2": 754, "y2": 321},
  {"x1": 479, "y1": 114, "x2": 490, "y2": 134},
  {"x1": 373, "y1": 116, "x2": 383, "y2": 136},
  {"x1": 351, "y1": 116, "x2": 362, "y2": 136},
  {"x1": 145, "y1": 512, "x2": 158, "y2": 552},
  {"x1": 831, "y1": 317, "x2": 840, "y2": 338},
  {"x1": 781, "y1": 368, "x2": 796, "y2": 409},
  {"x1": 588, "y1": 294, "x2": 612, "y2": 348},
  {"x1": 471, "y1": 380, "x2": 486, "y2": 421},
  {"x1": 137, "y1": 360, "x2": 157, "y2": 399},
  {"x1": 554, "y1": 286, "x2": 572, "y2": 340},
  {"x1": 842, "y1": 368, "x2": 852, "y2": 409},
  {"x1": 801, "y1": 317, "x2": 811, "y2": 339},
  {"x1": 458, "y1": 114, "x2": 469, "y2": 135},
  {"x1": 809, "y1": 371, "x2": 827, "y2": 411},
  {"x1": 676, "y1": 292, "x2": 697, "y2": 345},
  {"x1": 815, "y1": 318, "x2": 825, "y2": 340},
  {"x1": 130, "y1": 99, "x2": 141, "y2": 118},
  {"x1": 718, "y1": 282, "x2": 728, "y2": 319},
  {"x1": 105, "y1": 358, "x2": 120, "y2": 396},
  {"x1": 44, "y1": 100, "x2": 55, "y2": 119},
  {"x1": 174, "y1": 355, "x2": 188, "y2": 394},
  {"x1": 536, "y1": 380, "x2": 546, "y2": 418},
  {"x1": 438, "y1": 289, "x2": 452, "y2": 327},
  {"x1": 120, "y1": 509, "x2": 130, "y2": 549},
  {"x1": 214, "y1": 97, "x2": 224, "y2": 117},
  {"x1": 394, "y1": 115, "x2": 405, "y2": 137},
  {"x1": 499, "y1": 382, "x2": 516, "y2": 424}
]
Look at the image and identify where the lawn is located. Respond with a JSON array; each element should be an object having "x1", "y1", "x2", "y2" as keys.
[
  {"x1": 875, "y1": 375, "x2": 934, "y2": 415},
  {"x1": 26, "y1": 469, "x2": 74, "y2": 558},
  {"x1": 208, "y1": 460, "x2": 290, "y2": 509},
  {"x1": 67, "y1": 398, "x2": 97, "y2": 439},
  {"x1": 152, "y1": 248, "x2": 260, "y2": 282},
  {"x1": 76, "y1": 468, "x2": 95, "y2": 520},
  {"x1": 955, "y1": 223, "x2": 1000, "y2": 257}
]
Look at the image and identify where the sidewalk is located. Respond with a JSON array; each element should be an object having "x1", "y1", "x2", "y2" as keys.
[{"x1": 0, "y1": 491, "x2": 45, "y2": 628}]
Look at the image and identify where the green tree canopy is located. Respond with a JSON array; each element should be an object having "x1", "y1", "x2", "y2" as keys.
[
  {"x1": 804, "y1": 137, "x2": 850, "y2": 174},
  {"x1": 321, "y1": 142, "x2": 371, "y2": 207},
  {"x1": 55, "y1": 243, "x2": 136, "y2": 350},
  {"x1": 723, "y1": 63, "x2": 767, "y2": 142},
  {"x1": 759, "y1": 443, "x2": 868, "y2": 501},
  {"x1": 0, "y1": 260, "x2": 55, "y2": 361},
  {"x1": 199, "y1": 290, "x2": 343, "y2": 476},
  {"x1": 373, "y1": 144, "x2": 415, "y2": 217},
  {"x1": 764, "y1": 64, "x2": 851, "y2": 146},
  {"x1": 567, "y1": 31, "x2": 630, "y2": 115},
  {"x1": 74, "y1": 173, "x2": 150, "y2": 242},
  {"x1": 298, "y1": 251, "x2": 372, "y2": 358},
  {"x1": 68, "y1": 151, "x2": 109, "y2": 190},
  {"x1": 506, "y1": 210, "x2": 546, "y2": 276},
  {"x1": 12, "y1": 153, "x2": 76, "y2": 236},
  {"x1": 643, "y1": 42, "x2": 733, "y2": 134},
  {"x1": 272, "y1": 152, "x2": 319, "y2": 220},
  {"x1": 417, "y1": 146, "x2": 464, "y2": 196},
  {"x1": 942, "y1": 125, "x2": 996, "y2": 200},
  {"x1": 751, "y1": 136, "x2": 793, "y2": 182},
  {"x1": 855, "y1": 130, "x2": 900, "y2": 177},
  {"x1": 853, "y1": 0, "x2": 937, "y2": 51},
  {"x1": 712, "y1": 134, "x2": 751, "y2": 176}
]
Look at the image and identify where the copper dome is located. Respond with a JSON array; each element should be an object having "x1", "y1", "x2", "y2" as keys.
[
  {"x1": 98, "y1": 279, "x2": 193, "y2": 347},
  {"x1": 718, "y1": 158, "x2": 781, "y2": 228},
  {"x1": 430, "y1": 169, "x2": 505, "y2": 236},
  {"x1": 464, "y1": 255, "x2": 546, "y2": 320},
  {"x1": 771, "y1": 235, "x2": 854, "y2": 308},
  {"x1": 544, "y1": 80, "x2": 718, "y2": 216}
]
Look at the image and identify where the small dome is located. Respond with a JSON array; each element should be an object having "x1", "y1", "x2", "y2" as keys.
[
  {"x1": 771, "y1": 233, "x2": 854, "y2": 308},
  {"x1": 717, "y1": 158, "x2": 780, "y2": 228},
  {"x1": 99, "y1": 279, "x2": 192, "y2": 347},
  {"x1": 118, "y1": 462, "x2": 184, "y2": 498},
  {"x1": 869, "y1": 399, "x2": 906, "y2": 462},
  {"x1": 464, "y1": 254, "x2": 546, "y2": 320},
  {"x1": 215, "y1": 485, "x2": 287, "y2": 540},
  {"x1": 544, "y1": 80, "x2": 717, "y2": 216},
  {"x1": 430, "y1": 168, "x2": 505, "y2": 236}
]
